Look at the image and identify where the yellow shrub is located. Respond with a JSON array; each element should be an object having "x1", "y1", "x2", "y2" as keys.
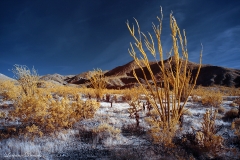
[
  {"x1": 195, "y1": 109, "x2": 224, "y2": 157},
  {"x1": 11, "y1": 64, "x2": 39, "y2": 96},
  {"x1": 192, "y1": 87, "x2": 223, "y2": 107},
  {"x1": 232, "y1": 118, "x2": 240, "y2": 139},
  {"x1": 10, "y1": 92, "x2": 100, "y2": 136},
  {"x1": 0, "y1": 80, "x2": 21, "y2": 100},
  {"x1": 87, "y1": 69, "x2": 106, "y2": 101},
  {"x1": 145, "y1": 109, "x2": 178, "y2": 147},
  {"x1": 71, "y1": 96, "x2": 100, "y2": 119},
  {"x1": 7, "y1": 65, "x2": 100, "y2": 138},
  {"x1": 93, "y1": 123, "x2": 121, "y2": 140},
  {"x1": 201, "y1": 91, "x2": 223, "y2": 107}
]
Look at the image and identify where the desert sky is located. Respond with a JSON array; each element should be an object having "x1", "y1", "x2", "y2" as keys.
[{"x1": 0, "y1": 0, "x2": 239, "y2": 77}]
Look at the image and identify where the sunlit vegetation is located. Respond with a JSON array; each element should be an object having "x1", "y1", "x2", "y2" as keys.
[
  {"x1": 0, "y1": 80, "x2": 20, "y2": 100},
  {"x1": 194, "y1": 109, "x2": 224, "y2": 156},
  {"x1": 87, "y1": 68, "x2": 106, "y2": 101},
  {"x1": 127, "y1": 7, "x2": 202, "y2": 146},
  {"x1": 0, "y1": 65, "x2": 100, "y2": 139}
]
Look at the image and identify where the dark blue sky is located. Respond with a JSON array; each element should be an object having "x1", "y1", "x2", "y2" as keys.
[{"x1": 0, "y1": 0, "x2": 240, "y2": 77}]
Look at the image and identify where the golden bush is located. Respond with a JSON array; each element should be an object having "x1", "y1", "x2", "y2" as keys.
[
  {"x1": 4, "y1": 65, "x2": 100, "y2": 138},
  {"x1": 11, "y1": 64, "x2": 39, "y2": 96},
  {"x1": 127, "y1": 89, "x2": 142, "y2": 127},
  {"x1": 232, "y1": 118, "x2": 240, "y2": 139},
  {"x1": 87, "y1": 69, "x2": 106, "y2": 101},
  {"x1": 201, "y1": 91, "x2": 223, "y2": 107},
  {"x1": 195, "y1": 109, "x2": 224, "y2": 157},
  {"x1": 93, "y1": 123, "x2": 121, "y2": 141},
  {"x1": 10, "y1": 91, "x2": 100, "y2": 136},
  {"x1": 0, "y1": 80, "x2": 21, "y2": 101}
]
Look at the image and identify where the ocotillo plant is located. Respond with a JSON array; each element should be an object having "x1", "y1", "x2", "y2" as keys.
[{"x1": 127, "y1": 7, "x2": 202, "y2": 146}]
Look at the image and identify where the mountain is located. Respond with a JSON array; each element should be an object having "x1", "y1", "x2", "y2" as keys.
[
  {"x1": 0, "y1": 73, "x2": 15, "y2": 81},
  {"x1": 129, "y1": 59, "x2": 240, "y2": 87},
  {"x1": 39, "y1": 74, "x2": 74, "y2": 85},
  {"x1": 103, "y1": 57, "x2": 240, "y2": 88},
  {"x1": 104, "y1": 60, "x2": 155, "y2": 77},
  {"x1": 40, "y1": 58, "x2": 240, "y2": 89}
]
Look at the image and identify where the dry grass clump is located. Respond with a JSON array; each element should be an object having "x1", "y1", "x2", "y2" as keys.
[
  {"x1": 196, "y1": 110, "x2": 223, "y2": 151},
  {"x1": 201, "y1": 91, "x2": 223, "y2": 107},
  {"x1": 193, "y1": 85, "x2": 240, "y2": 97},
  {"x1": 127, "y1": 7, "x2": 201, "y2": 146},
  {"x1": 92, "y1": 123, "x2": 121, "y2": 144},
  {"x1": 232, "y1": 118, "x2": 240, "y2": 140},
  {"x1": 121, "y1": 87, "x2": 142, "y2": 102},
  {"x1": 145, "y1": 109, "x2": 179, "y2": 147},
  {"x1": 217, "y1": 86, "x2": 240, "y2": 96},
  {"x1": 0, "y1": 80, "x2": 20, "y2": 101},
  {"x1": 191, "y1": 86, "x2": 223, "y2": 107},
  {"x1": 191, "y1": 109, "x2": 224, "y2": 158}
]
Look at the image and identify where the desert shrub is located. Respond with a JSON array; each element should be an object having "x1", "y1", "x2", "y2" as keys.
[
  {"x1": 10, "y1": 93, "x2": 100, "y2": 136},
  {"x1": 5, "y1": 65, "x2": 100, "y2": 139},
  {"x1": 218, "y1": 86, "x2": 240, "y2": 96},
  {"x1": 128, "y1": 100, "x2": 142, "y2": 128},
  {"x1": 11, "y1": 64, "x2": 39, "y2": 96},
  {"x1": 232, "y1": 118, "x2": 240, "y2": 139},
  {"x1": 145, "y1": 109, "x2": 179, "y2": 147},
  {"x1": 201, "y1": 91, "x2": 223, "y2": 107},
  {"x1": 125, "y1": 87, "x2": 143, "y2": 127},
  {"x1": 87, "y1": 69, "x2": 106, "y2": 101},
  {"x1": 47, "y1": 85, "x2": 80, "y2": 99},
  {"x1": 0, "y1": 80, "x2": 21, "y2": 101},
  {"x1": 192, "y1": 109, "x2": 224, "y2": 158},
  {"x1": 72, "y1": 95, "x2": 100, "y2": 119},
  {"x1": 127, "y1": 8, "x2": 202, "y2": 146},
  {"x1": 191, "y1": 86, "x2": 223, "y2": 107},
  {"x1": 224, "y1": 108, "x2": 239, "y2": 120},
  {"x1": 92, "y1": 123, "x2": 121, "y2": 144}
]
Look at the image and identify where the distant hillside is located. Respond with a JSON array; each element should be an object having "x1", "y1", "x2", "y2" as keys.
[
  {"x1": 0, "y1": 73, "x2": 15, "y2": 81},
  {"x1": 129, "y1": 59, "x2": 240, "y2": 87},
  {"x1": 104, "y1": 60, "x2": 155, "y2": 77},
  {"x1": 39, "y1": 58, "x2": 240, "y2": 89},
  {"x1": 39, "y1": 74, "x2": 74, "y2": 85}
]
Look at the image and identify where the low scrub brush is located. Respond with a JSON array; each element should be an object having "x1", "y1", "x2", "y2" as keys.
[
  {"x1": 201, "y1": 91, "x2": 223, "y2": 107},
  {"x1": 0, "y1": 80, "x2": 21, "y2": 101}
]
